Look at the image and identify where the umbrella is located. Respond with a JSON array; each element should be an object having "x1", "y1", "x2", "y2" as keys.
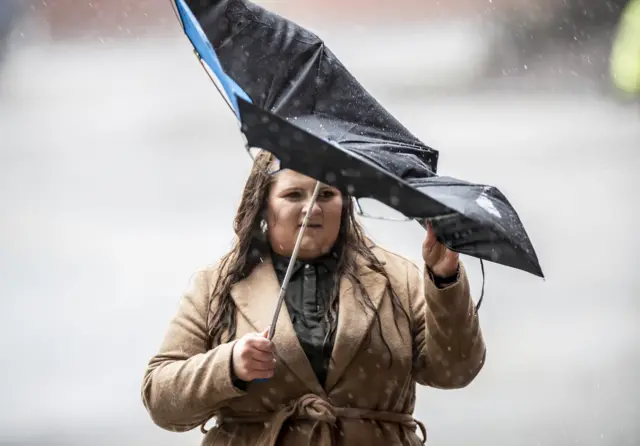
[
  {"x1": 170, "y1": 0, "x2": 543, "y2": 277},
  {"x1": 170, "y1": 0, "x2": 544, "y2": 336}
]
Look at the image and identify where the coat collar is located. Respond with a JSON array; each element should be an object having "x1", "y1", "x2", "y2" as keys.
[{"x1": 230, "y1": 243, "x2": 386, "y2": 395}]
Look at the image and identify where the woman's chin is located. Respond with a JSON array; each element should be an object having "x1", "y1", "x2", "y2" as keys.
[{"x1": 298, "y1": 239, "x2": 328, "y2": 259}]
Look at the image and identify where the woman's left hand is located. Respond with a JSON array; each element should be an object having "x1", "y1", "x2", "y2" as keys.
[{"x1": 422, "y1": 220, "x2": 459, "y2": 279}]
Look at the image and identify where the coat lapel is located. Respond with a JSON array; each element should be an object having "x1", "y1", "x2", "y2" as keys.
[
  {"x1": 230, "y1": 257, "x2": 327, "y2": 396},
  {"x1": 325, "y1": 253, "x2": 387, "y2": 392}
]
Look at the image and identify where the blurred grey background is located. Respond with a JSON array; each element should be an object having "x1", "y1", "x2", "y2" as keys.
[{"x1": 1, "y1": 0, "x2": 639, "y2": 445}]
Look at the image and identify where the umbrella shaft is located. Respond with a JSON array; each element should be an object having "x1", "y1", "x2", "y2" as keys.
[{"x1": 267, "y1": 181, "x2": 322, "y2": 341}]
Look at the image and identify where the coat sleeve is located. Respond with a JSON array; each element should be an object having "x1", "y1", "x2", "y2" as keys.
[
  {"x1": 409, "y1": 261, "x2": 486, "y2": 389},
  {"x1": 141, "y1": 268, "x2": 247, "y2": 432}
]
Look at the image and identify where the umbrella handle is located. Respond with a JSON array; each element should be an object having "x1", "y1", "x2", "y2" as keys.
[{"x1": 267, "y1": 180, "x2": 322, "y2": 341}]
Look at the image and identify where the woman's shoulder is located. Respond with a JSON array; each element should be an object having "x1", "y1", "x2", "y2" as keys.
[{"x1": 186, "y1": 259, "x2": 227, "y2": 291}]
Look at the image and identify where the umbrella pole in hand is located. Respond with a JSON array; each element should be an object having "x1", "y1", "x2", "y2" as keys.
[{"x1": 266, "y1": 180, "x2": 322, "y2": 341}]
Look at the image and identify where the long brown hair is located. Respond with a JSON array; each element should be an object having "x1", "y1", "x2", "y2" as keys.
[{"x1": 207, "y1": 151, "x2": 410, "y2": 366}]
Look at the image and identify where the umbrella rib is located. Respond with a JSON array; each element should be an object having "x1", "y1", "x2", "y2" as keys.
[{"x1": 267, "y1": 180, "x2": 322, "y2": 340}]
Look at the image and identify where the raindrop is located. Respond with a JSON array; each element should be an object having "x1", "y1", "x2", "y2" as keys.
[
  {"x1": 325, "y1": 172, "x2": 337, "y2": 183},
  {"x1": 347, "y1": 185, "x2": 356, "y2": 194},
  {"x1": 260, "y1": 115, "x2": 270, "y2": 124},
  {"x1": 284, "y1": 374, "x2": 295, "y2": 383},
  {"x1": 268, "y1": 122, "x2": 279, "y2": 133},
  {"x1": 340, "y1": 169, "x2": 361, "y2": 178}
]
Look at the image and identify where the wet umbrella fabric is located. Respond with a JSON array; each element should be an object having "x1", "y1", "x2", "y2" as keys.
[
  {"x1": 171, "y1": 0, "x2": 543, "y2": 279},
  {"x1": 237, "y1": 99, "x2": 543, "y2": 278}
]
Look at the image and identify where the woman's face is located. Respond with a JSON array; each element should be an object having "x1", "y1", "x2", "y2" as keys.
[{"x1": 266, "y1": 169, "x2": 343, "y2": 260}]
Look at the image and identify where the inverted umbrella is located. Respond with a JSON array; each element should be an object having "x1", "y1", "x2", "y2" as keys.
[{"x1": 170, "y1": 0, "x2": 544, "y2": 327}]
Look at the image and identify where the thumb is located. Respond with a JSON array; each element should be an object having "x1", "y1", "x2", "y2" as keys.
[{"x1": 260, "y1": 326, "x2": 271, "y2": 338}]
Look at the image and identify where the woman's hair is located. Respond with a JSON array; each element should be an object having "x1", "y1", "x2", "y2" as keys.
[{"x1": 207, "y1": 151, "x2": 410, "y2": 366}]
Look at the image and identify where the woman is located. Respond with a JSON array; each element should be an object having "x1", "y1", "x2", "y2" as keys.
[{"x1": 141, "y1": 152, "x2": 486, "y2": 445}]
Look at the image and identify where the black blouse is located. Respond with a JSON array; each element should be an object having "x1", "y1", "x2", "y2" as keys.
[{"x1": 271, "y1": 251, "x2": 339, "y2": 387}]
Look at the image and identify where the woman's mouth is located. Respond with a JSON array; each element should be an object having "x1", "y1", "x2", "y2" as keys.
[{"x1": 300, "y1": 223, "x2": 322, "y2": 229}]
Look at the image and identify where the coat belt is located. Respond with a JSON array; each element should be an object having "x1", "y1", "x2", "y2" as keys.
[{"x1": 205, "y1": 394, "x2": 427, "y2": 445}]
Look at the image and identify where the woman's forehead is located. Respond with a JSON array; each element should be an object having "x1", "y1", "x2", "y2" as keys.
[
  {"x1": 271, "y1": 169, "x2": 337, "y2": 191},
  {"x1": 271, "y1": 169, "x2": 316, "y2": 188}
]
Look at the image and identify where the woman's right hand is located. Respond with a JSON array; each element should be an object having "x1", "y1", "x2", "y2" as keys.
[{"x1": 231, "y1": 327, "x2": 276, "y2": 381}]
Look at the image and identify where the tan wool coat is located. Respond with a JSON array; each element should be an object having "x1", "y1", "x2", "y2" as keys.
[{"x1": 141, "y1": 242, "x2": 486, "y2": 445}]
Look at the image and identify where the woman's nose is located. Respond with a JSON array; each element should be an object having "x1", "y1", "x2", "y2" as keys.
[{"x1": 302, "y1": 199, "x2": 322, "y2": 216}]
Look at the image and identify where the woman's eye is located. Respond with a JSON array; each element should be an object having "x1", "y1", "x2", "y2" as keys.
[
  {"x1": 319, "y1": 190, "x2": 336, "y2": 200},
  {"x1": 285, "y1": 191, "x2": 302, "y2": 200},
  {"x1": 284, "y1": 189, "x2": 335, "y2": 200}
]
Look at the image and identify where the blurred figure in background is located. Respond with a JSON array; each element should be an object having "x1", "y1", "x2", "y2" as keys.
[
  {"x1": 610, "y1": 0, "x2": 640, "y2": 95},
  {"x1": 0, "y1": 0, "x2": 25, "y2": 66}
]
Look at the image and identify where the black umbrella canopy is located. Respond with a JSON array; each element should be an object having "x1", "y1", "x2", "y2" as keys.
[
  {"x1": 183, "y1": 0, "x2": 439, "y2": 175},
  {"x1": 176, "y1": 0, "x2": 544, "y2": 278}
]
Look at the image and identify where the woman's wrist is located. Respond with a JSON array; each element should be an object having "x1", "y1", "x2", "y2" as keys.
[{"x1": 427, "y1": 263, "x2": 460, "y2": 289}]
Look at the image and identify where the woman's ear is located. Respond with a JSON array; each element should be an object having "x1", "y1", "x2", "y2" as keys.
[{"x1": 259, "y1": 207, "x2": 269, "y2": 225}]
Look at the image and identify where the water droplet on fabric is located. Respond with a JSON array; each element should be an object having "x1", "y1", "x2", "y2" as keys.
[
  {"x1": 326, "y1": 172, "x2": 337, "y2": 183},
  {"x1": 285, "y1": 374, "x2": 295, "y2": 383}
]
